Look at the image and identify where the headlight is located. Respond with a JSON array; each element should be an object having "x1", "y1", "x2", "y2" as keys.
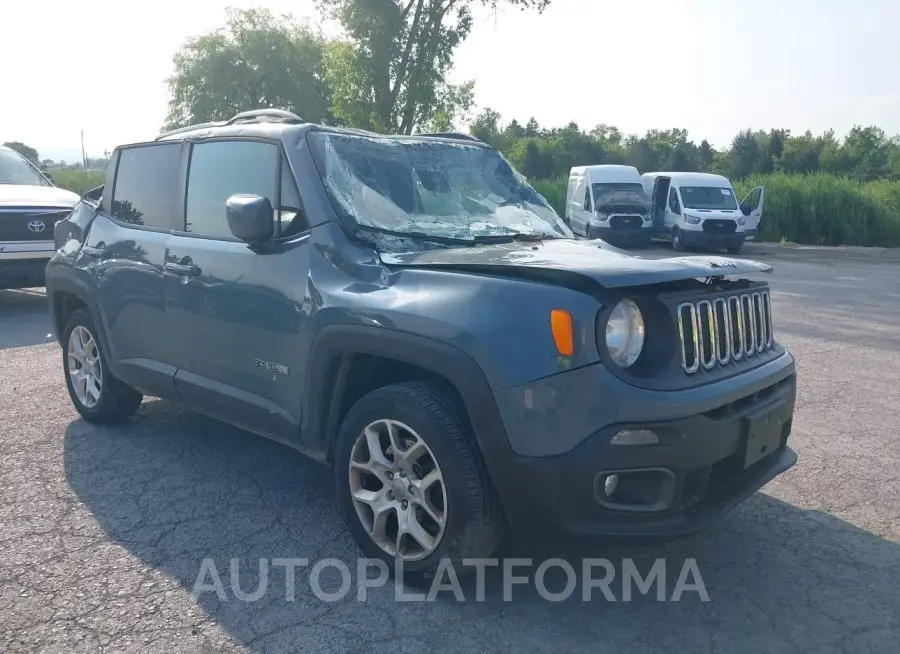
[
  {"x1": 683, "y1": 213, "x2": 701, "y2": 224},
  {"x1": 738, "y1": 216, "x2": 746, "y2": 226},
  {"x1": 605, "y1": 299, "x2": 645, "y2": 367},
  {"x1": 595, "y1": 212, "x2": 609, "y2": 221}
]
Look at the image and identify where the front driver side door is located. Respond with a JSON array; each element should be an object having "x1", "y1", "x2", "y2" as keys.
[
  {"x1": 740, "y1": 186, "x2": 765, "y2": 240},
  {"x1": 164, "y1": 138, "x2": 312, "y2": 444}
]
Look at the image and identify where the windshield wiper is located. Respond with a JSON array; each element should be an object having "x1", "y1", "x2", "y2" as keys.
[{"x1": 353, "y1": 224, "x2": 555, "y2": 247}]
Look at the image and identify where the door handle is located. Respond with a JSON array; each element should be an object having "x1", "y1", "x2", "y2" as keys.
[{"x1": 165, "y1": 262, "x2": 201, "y2": 276}]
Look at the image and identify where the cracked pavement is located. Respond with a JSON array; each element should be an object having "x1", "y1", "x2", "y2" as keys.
[{"x1": 1, "y1": 253, "x2": 899, "y2": 653}]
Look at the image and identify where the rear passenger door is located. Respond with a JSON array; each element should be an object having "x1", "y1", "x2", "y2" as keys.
[
  {"x1": 84, "y1": 142, "x2": 182, "y2": 399},
  {"x1": 164, "y1": 138, "x2": 312, "y2": 442}
]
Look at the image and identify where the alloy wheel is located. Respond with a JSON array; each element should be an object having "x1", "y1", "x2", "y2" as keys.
[
  {"x1": 67, "y1": 325, "x2": 103, "y2": 409},
  {"x1": 348, "y1": 419, "x2": 447, "y2": 561}
]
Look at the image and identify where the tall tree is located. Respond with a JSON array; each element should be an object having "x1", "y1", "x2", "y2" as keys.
[
  {"x1": 3, "y1": 141, "x2": 39, "y2": 165},
  {"x1": 164, "y1": 8, "x2": 333, "y2": 130},
  {"x1": 318, "y1": 0, "x2": 551, "y2": 133}
]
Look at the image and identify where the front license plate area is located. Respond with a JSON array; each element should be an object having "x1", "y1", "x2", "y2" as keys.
[{"x1": 742, "y1": 401, "x2": 786, "y2": 469}]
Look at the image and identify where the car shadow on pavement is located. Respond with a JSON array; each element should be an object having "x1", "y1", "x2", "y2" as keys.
[
  {"x1": 64, "y1": 400, "x2": 900, "y2": 653},
  {"x1": 0, "y1": 288, "x2": 53, "y2": 350}
]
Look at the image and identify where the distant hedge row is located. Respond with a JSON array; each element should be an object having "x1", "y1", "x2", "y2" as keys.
[
  {"x1": 532, "y1": 173, "x2": 900, "y2": 247},
  {"x1": 51, "y1": 169, "x2": 106, "y2": 196},
  {"x1": 50, "y1": 167, "x2": 900, "y2": 247}
]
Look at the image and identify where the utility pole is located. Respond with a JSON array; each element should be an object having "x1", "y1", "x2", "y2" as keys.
[{"x1": 81, "y1": 130, "x2": 87, "y2": 168}]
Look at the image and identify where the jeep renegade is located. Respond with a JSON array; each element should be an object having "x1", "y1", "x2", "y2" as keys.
[{"x1": 46, "y1": 109, "x2": 798, "y2": 584}]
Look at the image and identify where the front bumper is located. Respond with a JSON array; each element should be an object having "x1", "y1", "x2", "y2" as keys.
[
  {"x1": 490, "y1": 354, "x2": 797, "y2": 539},
  {"x1": 679, "y1": 228, "x2": 745, "y2": 250},
  {"x1": 0, "y1": 256, "x2": 50, "y2": 289}
]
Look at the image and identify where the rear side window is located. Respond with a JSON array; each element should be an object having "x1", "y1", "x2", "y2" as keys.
[{"x1": 111, "y1": 144, "x2": 181, "y2": 229}]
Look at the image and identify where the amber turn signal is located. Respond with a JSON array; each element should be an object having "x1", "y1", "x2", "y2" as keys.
[{"x1": 550, "y1": 309, "x2": 574, "y2": 357}]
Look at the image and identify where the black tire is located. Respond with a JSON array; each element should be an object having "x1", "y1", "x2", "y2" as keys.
[
  {"x1": 727, "y1": 245, "x2": 742, "y2": 254},
  {"x1": 62, "y1": 308, "x2": 143, "y2": 425},
  {"x1": 672, "y1": 227, "x2": 687, "y2": 252},
  {"x1": 586, "y1": 224, "x2": 594, "y2": 240},
  {"x1": 334, "y1": 381, "x2": 504, "y2": 588}
]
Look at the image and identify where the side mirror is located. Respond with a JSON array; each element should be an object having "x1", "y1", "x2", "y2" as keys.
[
  {"x1": 226, "y1": 194, "x2": 274, "y2": 245},
  {"x1": 43, "y1": 172, "x2": 54, "y2": 183},
  {"x1": 740, "y1": 203, "x2": 752, "y2": 216}
]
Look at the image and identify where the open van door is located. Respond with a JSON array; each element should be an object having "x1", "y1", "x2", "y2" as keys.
[{"x1": 740, "y1": 186, "x2": 765, "y2": 240}]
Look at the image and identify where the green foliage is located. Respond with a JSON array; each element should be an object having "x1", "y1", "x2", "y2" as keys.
[
  {"x1": 163, "y1": 8, "x2": 334, "y2": 130},
  {"x1": 470, "y1": 109, "x2": 900, "y2": 185},
  {"x1": 317, "y1": 0, "x2": 544, "y2": 133},
  {"x1": 49, "y1": 169, "x2": 106, "y2": 196},
  {"x1": 3, "y1": 141, "x2": 39, "y2": 165},
  {"x1": 733, "y1": 174, "x2": 900, "y2": 247}
]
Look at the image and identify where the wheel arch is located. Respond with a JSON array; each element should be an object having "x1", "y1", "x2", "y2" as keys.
[
  {"x1": 46, "y1": 271, "x2": 113, "y2": 361},
  {"x1": 303, "y1": 324, "x2": 514, "y2": 494}
]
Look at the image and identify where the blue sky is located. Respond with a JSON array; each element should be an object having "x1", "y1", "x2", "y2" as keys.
[{"x1": 3, "y1": 0, "x2": 899, "y2": 161}]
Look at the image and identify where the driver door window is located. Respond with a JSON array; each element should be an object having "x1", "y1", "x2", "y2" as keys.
[{"x1": 668, "y1": 187, "x2": 681, "y2": 214}]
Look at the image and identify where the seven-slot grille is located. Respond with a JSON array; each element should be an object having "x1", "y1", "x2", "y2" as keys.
[{"x1": 677, "y1": 291, "x2": 774, "y2": 374}]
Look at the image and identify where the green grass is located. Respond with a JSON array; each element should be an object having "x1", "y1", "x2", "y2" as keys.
[
  {"x1": 532, "y1": 173, "x2": 900, "y2": 247},
  {"x1": 49, "y1": 169, "x2": 106, "y2": 196}
]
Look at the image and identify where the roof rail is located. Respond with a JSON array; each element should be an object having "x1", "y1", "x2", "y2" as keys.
[
  {"x1": 155, "y1": 120, "x2": 226, "y2": 141},
  {"x1": 418, "y1": 131, "x2": 482, "y2": 143},
  {"x1": 155, "y1": 109, "x2": 303, "y2": 141},
  {"x1": 226, "y1": 108, "x2": 302, "y2": 125}
]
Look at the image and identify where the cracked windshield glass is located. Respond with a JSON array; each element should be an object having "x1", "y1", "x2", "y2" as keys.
[{"x1": 308, "y1": 131, "x2": 574, "y2": 243}]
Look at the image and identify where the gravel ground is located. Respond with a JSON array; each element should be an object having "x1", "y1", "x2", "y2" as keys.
[{"x1": 1, "y1": 252, "x2": 899, "y2": 653}]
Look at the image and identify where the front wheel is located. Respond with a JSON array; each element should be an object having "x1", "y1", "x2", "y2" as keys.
[
  {"x1": 334, "y1": 382, "x2": 504, "y2": 587},
  {"x1": 672, "y1": 227, "x2": 687, "y2": 252},
  {"x1": 727, "y1": 245, "x2": 743, "y2": 254}
]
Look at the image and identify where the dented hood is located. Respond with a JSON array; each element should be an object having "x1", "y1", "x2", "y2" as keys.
[{"x1": 379, "y1": 238, "x2": 772, "y2": 288}]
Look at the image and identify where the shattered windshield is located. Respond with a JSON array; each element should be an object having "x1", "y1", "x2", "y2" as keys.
[
  {"x1": 307, "y1": 131, "x2": 573, "y2": 242},
  {"x1": 592, "y1": 183, "x2": 650, "y2": 209}
]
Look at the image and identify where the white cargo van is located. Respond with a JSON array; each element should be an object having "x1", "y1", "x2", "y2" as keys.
[
  {"x1": 641, "y1": 172, "x2": 764, "y2": 254},
  {"x1": 565, "y1": 165, "x2": 653, "y2": 248}
]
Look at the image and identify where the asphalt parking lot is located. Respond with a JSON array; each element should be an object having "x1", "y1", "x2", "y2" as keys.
[{"x1": 2, "y1": 247, "x2": 899, "y2": 653}]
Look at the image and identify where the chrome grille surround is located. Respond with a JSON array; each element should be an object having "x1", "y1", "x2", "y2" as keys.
[{"x1": 677, "y1": 290, "x2": 775, "y2": 374}]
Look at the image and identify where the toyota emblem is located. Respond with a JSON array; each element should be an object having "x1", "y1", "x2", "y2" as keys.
[{"x1": 28, "y1": 220, "x2": 46, "y2": 233}]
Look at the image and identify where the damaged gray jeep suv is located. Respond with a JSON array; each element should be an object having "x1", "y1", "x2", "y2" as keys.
[{"x1": 46, "y1": 109, "x2": 797, "y2": 583}]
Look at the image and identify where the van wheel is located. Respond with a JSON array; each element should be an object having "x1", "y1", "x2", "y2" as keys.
[
  {"x1": 672, "y1": 228, "x2": 687, "y2": 252},
  {"x1": 727, "y1": 245, "x2": 742, "y2": 254},
  {"x1": 334, "y1": 381, "x2": 504, "y2": 587},
  {"x1": 586, "y1": 225, "x2": 594, "y2": 240},
  {"x1": 63, "y1": 309, "x2": 143, "y2": 424}
]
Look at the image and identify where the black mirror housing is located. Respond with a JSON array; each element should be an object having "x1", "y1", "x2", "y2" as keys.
[{"x1": 226, "y1": 194, "x2": 274, "y2": 245}]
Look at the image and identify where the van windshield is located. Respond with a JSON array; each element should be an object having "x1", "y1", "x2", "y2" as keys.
[
  {"x1": 679, "y1": 186, "x2": 738, "y2": 210},
  {"x1": 307, "y1": 131, "x2": 573, "y2": 243},
  {"x1": 591, "y1": 183, "x2": 650, "y2": 209}
]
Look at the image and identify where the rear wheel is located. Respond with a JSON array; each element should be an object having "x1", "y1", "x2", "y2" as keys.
[
  {"x1": 334, "y1": 382, "x2": 504, "y2": 587},
  {"x1": 63, "y1": 309, "x2": 143, "y2": 424}
]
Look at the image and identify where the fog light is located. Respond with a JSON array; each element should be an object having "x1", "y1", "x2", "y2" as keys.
[
  {"x1": 603, "y1": 474, "x2": 619, "y2": 497},
  {"x1": 610, "y1": 429, "x2": 659, "y2": 446}
]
